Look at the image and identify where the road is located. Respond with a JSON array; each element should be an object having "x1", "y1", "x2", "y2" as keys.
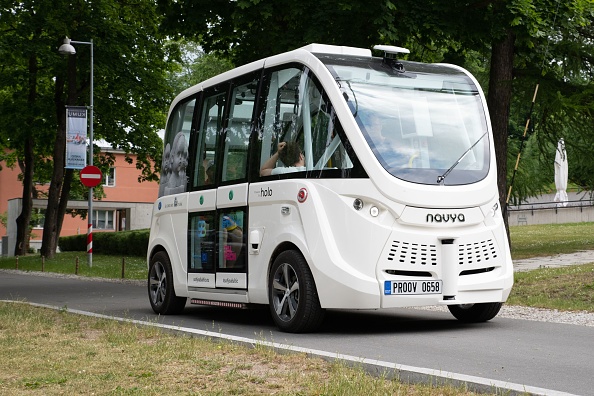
[{"x1": 0, "y1": 270, "x2": 590, "y2": 396}]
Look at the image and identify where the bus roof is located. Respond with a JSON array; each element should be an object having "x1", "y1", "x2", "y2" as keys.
[
  {"x1": 168, "y1": 43, "x2": 411, "y2": 115},
  {"x1": 300, "y1": 44, "x2": 372, "y2": 57}
]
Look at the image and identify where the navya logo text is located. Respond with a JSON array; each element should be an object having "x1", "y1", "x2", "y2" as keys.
[
  {"x1": 426, "y1": 213, "x2": 465, "y2": 223},
  {"x1": 255, "y1": 187, "x2": 273, "y2": 197}
]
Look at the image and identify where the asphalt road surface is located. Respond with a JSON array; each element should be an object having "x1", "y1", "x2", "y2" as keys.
[{"x1": 0, "y1": 270, "x2": 590, "y2": 396}]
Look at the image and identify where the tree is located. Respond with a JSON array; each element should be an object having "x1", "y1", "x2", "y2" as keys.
[
  {"x1": 0, "y1": 1, "x2": 57, "y2": 255},
  {"x1": 0, "y1": 0, "x2": 179, "y2": 258},
  {"x1": 157, "y1": 0, "x2": 387, "y2": 65},
  {"x1": 158, "y1": 0, "x2": 594, "y2": 230},
  {"x1": 167, "y1": 41, "x2": 234, "y2": 95}
]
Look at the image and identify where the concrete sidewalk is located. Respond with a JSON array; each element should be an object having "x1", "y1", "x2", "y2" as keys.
[{"x1": 514, "y1": 250, "x2": 594, "y2": 271}]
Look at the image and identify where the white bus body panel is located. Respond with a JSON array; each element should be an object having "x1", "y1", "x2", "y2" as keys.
[
  {"x1": 149, "y1": 44, "x2": 513, "y2": 313},
  {"x1": 148, "y1": 193, "x2": 190, "y2": 296},
  {"x1": 246, "y1": 179, "x2": 512, "y2": 309}
]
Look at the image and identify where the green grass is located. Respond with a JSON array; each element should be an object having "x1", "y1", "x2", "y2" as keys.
[
  {"x1": 510, "y1": 222, "x2": 594, "y2": 260},
  {"x1": 507, "y1": 263, "x2": 594, "y2": 311},
  {"x1": 0, "y1": 302, "x2": 489, "y2": 396},
  {"x1": 0, "y1": 251, "x2": 147, "y2": 280}
]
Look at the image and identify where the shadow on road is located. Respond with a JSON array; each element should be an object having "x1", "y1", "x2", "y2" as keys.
[{"x1": 160, "y1": 304, "x2": 494, "y2": 336}]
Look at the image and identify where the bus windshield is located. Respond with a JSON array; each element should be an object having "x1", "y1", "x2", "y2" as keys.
[{"x1": 321, "y1": 56, "x2": 490, "y2": 185}]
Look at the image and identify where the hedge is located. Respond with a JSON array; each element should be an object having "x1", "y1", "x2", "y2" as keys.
[{"x1": 59, "y1": 229, "x2": 150, "y2": 257}]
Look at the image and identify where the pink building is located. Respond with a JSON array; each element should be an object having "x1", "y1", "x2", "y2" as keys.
[{"x1": 0, "y1": 148, "x2": 159, "y2": 256}]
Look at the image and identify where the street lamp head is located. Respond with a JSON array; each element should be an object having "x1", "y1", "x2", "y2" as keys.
[{"x1": 58, "y1": 37, "x2": 76, "y2": 55}]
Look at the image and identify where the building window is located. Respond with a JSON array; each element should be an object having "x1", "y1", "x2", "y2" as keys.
[
  {"x1": 93, "y1": 210, "x2": 114, "y2": 230},
  {"x1": 30, "y1": 208, "x2": 46, "y2": 229},
  {"x1": 104, "y1": 167, "x2": 115, "y2": 187}
]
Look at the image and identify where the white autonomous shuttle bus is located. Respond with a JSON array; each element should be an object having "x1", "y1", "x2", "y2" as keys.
[{"x1": 148, "y1": 44, "x2": 513, "y2": 333}]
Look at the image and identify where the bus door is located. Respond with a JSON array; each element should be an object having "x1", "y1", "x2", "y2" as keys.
[{"x1": 187, "y1": 76, "x2": 258, "y2": 293}]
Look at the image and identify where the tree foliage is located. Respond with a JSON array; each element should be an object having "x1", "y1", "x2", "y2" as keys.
[
  {"x1": 158, "y1": 0, "x2": 389, "y2": 66},
  {"x1": 166, "y1": 41, "x2": 234, "y2": 95},
  {"x1": 0, "y1": 0, "x2": 179, "y2": 257},
  {"x1": 159, "y1": 0, "x2": 594, "y2": 210}
]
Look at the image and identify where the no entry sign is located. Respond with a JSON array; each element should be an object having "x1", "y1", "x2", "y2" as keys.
[{"x1": 79, "y1": 165, "x2": 103, "y2": 188}]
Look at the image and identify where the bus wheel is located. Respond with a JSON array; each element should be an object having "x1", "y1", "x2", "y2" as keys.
[
  {"x1": 268, "y1": 250, "x2": 325, "y2": 333},
  {"x1": 148, "y1": 251, "x2": 186, "y2": 315},
  {"x1": 447, "y1": 302, "x2": 502, "y2": 323}
]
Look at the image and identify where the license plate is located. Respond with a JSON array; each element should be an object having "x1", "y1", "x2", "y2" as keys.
[{"x1": 384, "y1": 280, "x2": 442, "y2": 295}]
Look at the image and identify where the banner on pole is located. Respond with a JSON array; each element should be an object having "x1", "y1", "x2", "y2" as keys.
[{"x1": 65, "y1": 106, "x2": 88, "y2": 169}]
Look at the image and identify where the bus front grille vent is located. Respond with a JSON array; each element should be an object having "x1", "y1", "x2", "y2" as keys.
[
  {"x1": 458, "y1": 239, "x2": 498, "y2": 265},
  {"x1": 387, "y1": 241, "x2": 438, "y2": 266}
]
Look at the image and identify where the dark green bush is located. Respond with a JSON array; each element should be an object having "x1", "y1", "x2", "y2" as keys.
[
  {"x1": 59, "y1": 229, "x2": 149, "y2": 257},
  {"x1": 58, "y1": 234, "x2": 86, "y2": 252}
]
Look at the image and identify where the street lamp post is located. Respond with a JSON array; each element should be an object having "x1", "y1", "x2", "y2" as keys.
[{"x1": 59, "y1": 37, "x2": 94, "y2": 267}]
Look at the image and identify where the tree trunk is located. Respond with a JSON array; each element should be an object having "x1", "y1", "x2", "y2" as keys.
[
  {"x1": 14, "y1": 54, "x2": 38, "y2": 256},
  {"x1": 487, "y1": 29, "x2": 516, "y2": 240},
  {"x1": 40, "y1": 104, "x2": 67, "y2": 259},
  {"x1": 56, "y1": 168, "x2": 74, "y2": 240},
  {"x1": 40, "y1": 54, "x2": 75, "y2": 259},
  {"x1": 14, "y1": 138, "x2": 34, "y2": 256}
]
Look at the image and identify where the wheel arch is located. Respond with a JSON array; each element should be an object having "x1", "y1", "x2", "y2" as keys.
[
  {"x1": 267, "y1": 241, "x2": 321, "y2": 298},
  {"x1": 148, "y1": 244, "x2": 167, "y2": 266},
  {"x1": 147, "y1": 241, "x2": 187, "y2": 298}
]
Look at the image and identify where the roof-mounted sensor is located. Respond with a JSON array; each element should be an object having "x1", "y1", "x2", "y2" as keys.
[
  {"x1": 373, "y1": 45, "x2": 410, "y2": 57},
  {"x1": 373, "y1": 45, "x2": 409, "y2": 73}
]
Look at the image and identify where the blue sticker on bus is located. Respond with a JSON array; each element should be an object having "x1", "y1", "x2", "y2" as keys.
[{"x1": 384, "y1": 281, "x2": 392, "y2": 295}]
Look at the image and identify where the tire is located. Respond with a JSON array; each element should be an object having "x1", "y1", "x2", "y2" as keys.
[
  {"x1": 148, "y1": 251, "x2": 187, "y2": 314},
  {"x1": 448, "y1": 302, "x2": 503, "y2": 323},
  {"x1": 268, "y1": 250, "x2": 325, "y2": 333}
]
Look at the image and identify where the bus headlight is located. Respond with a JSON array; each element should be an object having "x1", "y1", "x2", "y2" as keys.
[
  {"x1": 370, "y1": 206, "x2": 379, "y2": 217},
  {"x1": 353, "y1": 198, "x2": 364, "y2": 211}
]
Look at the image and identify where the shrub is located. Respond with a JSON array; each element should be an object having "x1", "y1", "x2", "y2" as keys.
[{"x1": 59, "y1": 229, "x2": 149, "y2": 257}]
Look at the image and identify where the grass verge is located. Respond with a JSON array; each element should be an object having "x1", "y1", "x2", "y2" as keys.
[
  {"x1": 510, "y1": 222, "x2": 594, "y2": 259},
  {"x1": 0, "y1": 302, "x2": 487, "y2": 396},
  {"x1": 507, "y1": 263, "x2": 594, "y2": 311},
  {"x1": 0, "y1": 252, "x2": 146, "y2": 280}
]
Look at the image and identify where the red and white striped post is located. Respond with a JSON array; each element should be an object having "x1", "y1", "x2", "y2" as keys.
[
  {"x1": 79, "y1": 166, "x2": 102, "y2": 267},
  {"x1": 87, "y1": 221, "x2": 93, "y2": 255}
]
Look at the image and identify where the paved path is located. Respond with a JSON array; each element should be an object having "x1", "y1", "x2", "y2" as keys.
[{"x1": 513, "y1": 250, "x2": 594, "y2": 271}]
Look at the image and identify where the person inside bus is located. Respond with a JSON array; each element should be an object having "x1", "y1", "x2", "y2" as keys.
[
  {"x1": 260, "y1": 141, "x2": 305, "y2": 176},
  {"x1": 205, "y1": 162, "x2": 215, "y2": 184}
]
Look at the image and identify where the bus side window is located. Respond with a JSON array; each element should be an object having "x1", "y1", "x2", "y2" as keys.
[
  {"x1": 218, "y1": 210, "x2": 246, "y2": 270},
  {"x1": 257, "y1": 66, "x2": 354, "y2": 177},
  {"x1": 222, "y1": 78, "x2": 258, "y2": 182},
  {"x1": 258, "y1": 68, "x2": 303, "y2": 175},
  {"x1": 159, "y1": 98, "x2": 194, "y2": 197},
  {"x1": 193, "y1": 91, "x2": 226, "y2": 189},
  {"x1": 188, "y1": 212, "x2": 216, "y2": 271}
]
